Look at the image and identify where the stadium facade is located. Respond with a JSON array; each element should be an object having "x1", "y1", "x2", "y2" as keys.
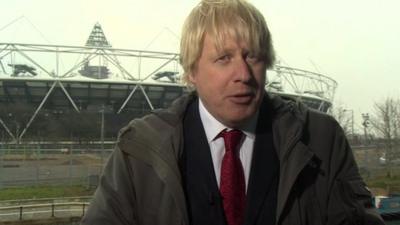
[{"x1": 0, "y1": 23, "x2": 338, "y2": 144}]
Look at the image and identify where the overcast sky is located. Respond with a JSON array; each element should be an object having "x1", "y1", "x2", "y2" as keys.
[{"x1": 1, "y1": 0, "x2": 399, "y2": 131}]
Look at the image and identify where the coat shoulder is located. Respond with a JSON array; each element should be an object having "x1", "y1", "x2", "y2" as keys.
[{"x1": 306, "y1": 108, "x2": 341, "y2": 134}]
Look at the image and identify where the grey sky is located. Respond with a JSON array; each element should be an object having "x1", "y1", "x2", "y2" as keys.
[{"x1": 1, "y1": 0, "x2": 399, "y2": 131}]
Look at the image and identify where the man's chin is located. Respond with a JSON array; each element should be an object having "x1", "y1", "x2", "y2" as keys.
[{"x1": 223, "y1": 112, "x2": 256, "y2": 128}]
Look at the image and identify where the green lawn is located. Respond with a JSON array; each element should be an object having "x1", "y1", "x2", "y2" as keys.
[
  {"x1": 367, "y1": 176, "x2": 400, "y2": 194},
  {"x1": 0, "y1": 185, "x2": 95, "y2": 201},
  {"x1": 1, "y1": 177, "x2": 399, "y2": 201}
]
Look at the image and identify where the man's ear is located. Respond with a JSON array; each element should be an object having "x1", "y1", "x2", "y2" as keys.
[{"x1": 188, "y1": 72, "x2": 196, "y2": 85}]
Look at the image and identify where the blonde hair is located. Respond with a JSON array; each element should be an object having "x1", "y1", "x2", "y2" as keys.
[{"x1": 180, "y1": 0, "x2": 275, "y2": 87}]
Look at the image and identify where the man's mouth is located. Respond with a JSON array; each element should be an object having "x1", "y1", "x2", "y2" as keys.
[{"x1": 229, "y1": 93, "x2": 255, "y2": 104}]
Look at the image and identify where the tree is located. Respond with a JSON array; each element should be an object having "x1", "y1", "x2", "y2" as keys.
[
  {"x1": 370, "y1": 97, "x2": 400, "y2": 177},
  {"x1": 331, "y1": 103, "x2": 353, "y2": 139}
]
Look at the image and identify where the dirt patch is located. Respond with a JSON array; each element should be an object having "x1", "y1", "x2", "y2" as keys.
[
  {"x1": 60, "y1": 159, "x2": 83, "y2": 165},
  {"x1": 2, "y1": 164, "x2": 20, "y2": 168},
  {"x1": 3, "y1": 157, "x2": 58, "y2": 161},
  {"x1": 1, "y1": 153, "x2": 103, "y2": 166},
  {"x1": 370, "y1": 187, "x2": 389, "y2": 196}
]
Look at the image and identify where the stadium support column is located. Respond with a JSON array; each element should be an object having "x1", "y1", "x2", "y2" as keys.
[
  {"x1": 139, "y1": 85, "x2": 154, "y2": 110},
  {"x1": 19, "y1": 81, "x2": 57, "y2": 141},
  {"x1": 100, "y1": 105, "x2": 105, "y2": 172},
  {"x1": 0, "y1": 117, "x2": 16, "y2": 142},
  {"x1": 117, "y1": 84, "x2": 139, "y2": 114},
  {"x1": 6, "y1": 113, "x2": 20, "y2": 144},
  {"x1": 0, "y1": 142, "x2": 2, "y2": 189}
]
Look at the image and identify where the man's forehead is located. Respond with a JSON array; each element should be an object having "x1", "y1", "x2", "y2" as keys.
[{"x1": 204, "y1": 33, "x2": 250, "y2": 53}]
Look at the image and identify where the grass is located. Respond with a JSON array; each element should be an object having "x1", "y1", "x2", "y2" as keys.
[
  {"x1": 0, "y1": 185, "x2": 95, "y2": 201},
  {"x1": 2, "y1": 176, "x2": 399, "y2": 201},
  {"x1": 367, "y1": 176, "x2": 400, "y2": 194}
]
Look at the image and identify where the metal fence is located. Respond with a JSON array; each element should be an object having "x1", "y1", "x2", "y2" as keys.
[
  {"x1": 0, "y1": 202, "x2": 89, "y2": 221},
  {"x1": 0, "y1": 196, "x2": 90, "y2": 223},
  {"x1": 0, "y1": 144, "x2": 398, "y2": 188},
  {"x1": 0, "y1": 147, "x2": 113, "y2": 188}
]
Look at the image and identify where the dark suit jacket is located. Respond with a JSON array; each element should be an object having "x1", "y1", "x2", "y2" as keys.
[{"x1": 182, "y1": 97, "x2": 279, "y2": 225}]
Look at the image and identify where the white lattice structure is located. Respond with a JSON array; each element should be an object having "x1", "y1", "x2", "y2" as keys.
[{"x1": 0, "y1": 42, "x2": 337, "y2": 142}]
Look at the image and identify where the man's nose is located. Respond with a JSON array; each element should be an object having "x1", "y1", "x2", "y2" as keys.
[{"x1": 234, "y1": 57, "x2": 251, "y2": 82}]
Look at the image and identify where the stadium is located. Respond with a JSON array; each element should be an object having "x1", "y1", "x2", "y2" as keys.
[
  {"x1": 0, "y1": 23, "x2": 338, "y2": 190},
  {"x1": 0, "y1": 23, "x2": 338, "y2": 144}
]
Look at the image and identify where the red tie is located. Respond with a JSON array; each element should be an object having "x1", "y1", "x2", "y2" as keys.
[{"x1": 219, "y1": 129, "x2": 246, "y2": 225}]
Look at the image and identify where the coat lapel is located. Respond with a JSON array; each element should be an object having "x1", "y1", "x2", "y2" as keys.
[
  {"x1": 244, "y1": 131, "x2": 278, "y2": 225},
  {"x1": 183, "y1": 99, "x2": 226, "y2": 225},
  {"x1": 276, "y1": 142, "x2": 315, "y2": 224},
  {"x1": 266, "y1": 94, "x2": 316, "y2": 224},
  {"x1": 244, "y1": 97, "x2": 279, "y2": 225},
  {"x1": 183, "y1": 100, "x2": 220, "y2": 197}
]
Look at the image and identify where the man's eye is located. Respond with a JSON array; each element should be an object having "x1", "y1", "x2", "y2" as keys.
[
  {"x1": 216, "y1": 55, "x2": 231, "y2": 63},
  {"x1": 246, "y1": 54, "x2": 260, "y2": 63}
]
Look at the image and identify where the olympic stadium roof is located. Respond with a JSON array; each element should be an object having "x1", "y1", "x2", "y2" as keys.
[{"x1": 0, "y1": 24, "x2": 337, "y2": 142}]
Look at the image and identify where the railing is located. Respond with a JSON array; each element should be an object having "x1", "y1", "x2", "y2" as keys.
[
  {"x1": 0, "y1": 202, "x2": 89, "y2": 221},
  {"x1": 0, "y1": 196, "x2": 92, "y2": 206}
]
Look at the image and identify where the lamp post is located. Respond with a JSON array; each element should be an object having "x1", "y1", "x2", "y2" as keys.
[{"x1": 362, "y1": 113, "x2": 370, "y2": 144}]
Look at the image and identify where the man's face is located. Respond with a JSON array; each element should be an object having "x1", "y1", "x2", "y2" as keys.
[{"x1": 189, "y1": 33, "x2": 267, "y2": 128}]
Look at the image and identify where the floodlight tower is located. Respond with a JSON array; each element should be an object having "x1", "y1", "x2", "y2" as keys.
[
  {"x1": 79, "y1": 23, "x2": 112, "y2": 79},
  {"x1": 85, "y1": 22, "x2": 112, "y2": 48}
]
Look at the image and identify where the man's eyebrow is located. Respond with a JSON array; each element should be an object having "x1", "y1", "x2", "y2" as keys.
[
  {"x1": 215, "y1": 47, "x2": 257, "y2": 56},
  {"x1": 215, "y1": 46, "x2": 235, "y2": 55}
]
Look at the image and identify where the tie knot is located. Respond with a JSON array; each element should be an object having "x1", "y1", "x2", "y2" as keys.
[{"x1": 219, "y1": 129, "x2": 243, "y2": 153}]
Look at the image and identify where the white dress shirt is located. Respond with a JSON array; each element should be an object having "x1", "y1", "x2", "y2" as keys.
[{"x1": 198, "y1": 99, "x2": 258, "y2": 191}]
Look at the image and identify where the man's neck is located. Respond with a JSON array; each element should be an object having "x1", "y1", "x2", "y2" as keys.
[{"x1": 198, "y1": 98, "x2": 258, "y2": 143}]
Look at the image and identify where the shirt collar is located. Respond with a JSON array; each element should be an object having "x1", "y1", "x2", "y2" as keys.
[{"x1": 198, "y1": 98, "x2": 258, "y2": 144}]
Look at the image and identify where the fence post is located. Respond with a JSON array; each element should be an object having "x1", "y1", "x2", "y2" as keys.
[
  {"x1": 19, "y1": 206, "x2": 23, "y2": 220},
  {"x1": 0, "y1": 148, "x2": 3, "y2": 189},
  {"x1": 82, "y1": 203, "x2": 86, "y2": 216},
  {"x1": 51, "y1": 204, "x2": 55, "y2": 217},
  {"x1": 69, "y1": 147, "x2": 73, "y2": 185}
]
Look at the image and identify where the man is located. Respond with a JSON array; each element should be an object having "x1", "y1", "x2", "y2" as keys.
[{"x1": 82, "y1": 0, "x2": 385, "y2": 224}]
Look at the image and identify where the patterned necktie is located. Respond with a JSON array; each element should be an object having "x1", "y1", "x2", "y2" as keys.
[{"x1": 219, "y1": 129, "x2": 246, "y2": 225}]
